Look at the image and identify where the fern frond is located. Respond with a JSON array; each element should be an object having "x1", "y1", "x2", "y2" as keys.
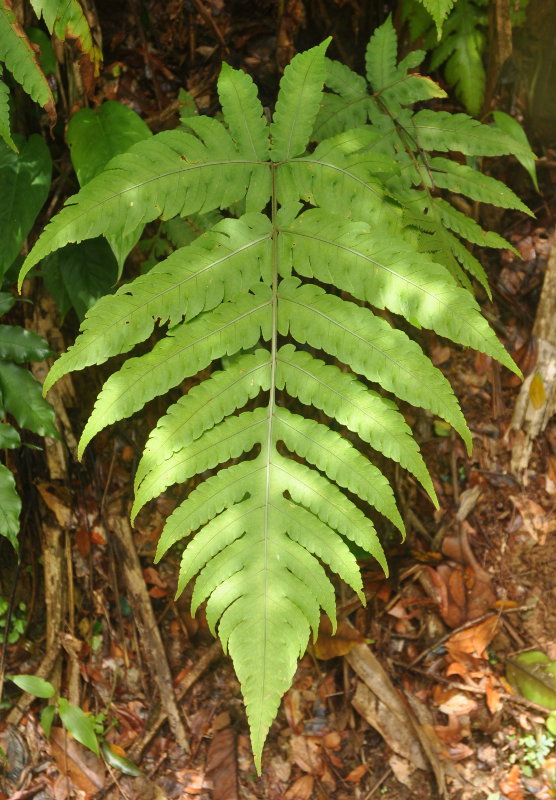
[
  {"x1": 0, "y1": 71, "x2": 15, "y2": 151},
  {"x1": 314, "y1": 59, "x2": 368, "y2": 140},
  {"x1": 43, "y1": 214, "x2": 272, "y2": 392},
  {"x1": 133, "y1": 349, "x2": 271, "y2": 497},
  {"x1": 19, "y1": 128, "x2": 269, "y2": 285},
  {"x1": 270, "y1": 39, "x2": 330, "y2": 161},
  {"x1": 419, "y1": 0, "x2": 457, "y2": 36},
  {"x1": 78, "y1": 287, "x2": 271, "y2": 458},
  {"x1": 26, "y1": 31, "x2": 527, "y2": 769},
  {"x1": 275, "y1": 344, "x2": 436, "y2": 502},
  {"x1": 428, "y1": 157, "x2": 532, "y2": 214},
  {"x1": 217, "y1": 63, "x2": 269, "y2": 161},
  {"x1": 411, "y1": 110, "x2": 516, "y2": 156},
  {"x1": 278, "y1": 277, "x2": 472, "y2": 449},
  {"x1": 428, "y1": 0, "x2": 485, "y2": 116},
  {"x1": 279, "y1": 211, "x2": 515, "y2": 370},
  {"x1": 0, "y1": 4, "x2": 55, "y2": 123},
  {"x1": 365, "y1": 14, "x2": 398, "y2": 91},
  {"x1": 30, "y1": 0, "x2": 101, "y2": 74}
]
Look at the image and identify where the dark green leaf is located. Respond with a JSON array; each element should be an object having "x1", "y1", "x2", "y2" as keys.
[
  {"x1": 0, "y1": 462, "x2": 20, "y2": 552},
  {"x1": 0, "y1": 292, "x2": 15, "y2": 316},
  {"x1": 0, "y1": 133, "x2": 51, "y2": 279},
  {"x1": 0, "y1": 361, "x2": 58, "y2": 437},
  {"x1": 0, "y1": 422, "x2": 20, "y2": 448},
  {"x1": 42, "y1": 238, "x2": 118, "y2": 321},
  {"x1": 0, "y1": 325, "x2": 52, "y2": 362}
]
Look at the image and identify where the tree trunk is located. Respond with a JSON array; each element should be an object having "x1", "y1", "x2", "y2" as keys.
[{"x1": 509, "y1": 233, "x2": 556, "y2": 474}]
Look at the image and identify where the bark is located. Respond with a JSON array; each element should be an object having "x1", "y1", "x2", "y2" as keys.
[{"x1": 509, "y1": 234, "x2": 556, "y2": 473}]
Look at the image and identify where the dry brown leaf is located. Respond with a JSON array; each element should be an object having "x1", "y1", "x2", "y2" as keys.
[
  {"x1": 49, "y1": 727, "x2": 105, "y2": 795},
  {"x1": 485, "y1": 676, "x2": 503, "y2": 714},
  {"x1": 345, "y1": 764, "x2": 368, "y2": 782},
  {"x1": 313, "y1": 617, "x2": 366, "y2": 660},
  {"x1": 36, "y1": 481, "x2": 74, "y2": 527},
  {"x1": 290, "y1": 736, "x2": 323, "y2": 775},
  {"x1": 285, "y1": 774, "x2": 314, "y2": 800},
  {"x1": 284, "y1": 689, "x2": 304, "y2": 732},
  {"x1": 206, "y1": 728, "x2": 238, "y2": 800},
  {"x1": 446, "y1": 616, "x2": 498, "y2": 661},
  {"x1": 499, "y1": 764, "x2": 524, "y2": 800},
  {"x1": 510, "y1": 494, "x2": 556, "y2": 545}
]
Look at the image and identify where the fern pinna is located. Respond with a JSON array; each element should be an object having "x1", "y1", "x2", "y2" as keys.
[{"x1": 20, "y1": 20, "x2": 529, "y2": 768}]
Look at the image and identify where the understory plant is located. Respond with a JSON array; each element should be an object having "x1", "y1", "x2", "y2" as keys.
[{"x1": 19, "y1": 18, "x2": 533, "y2": 768}]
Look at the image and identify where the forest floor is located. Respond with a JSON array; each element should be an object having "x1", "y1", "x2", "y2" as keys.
[{"x1": 1, "y1": 1, "x2": 556, "y2": 799}]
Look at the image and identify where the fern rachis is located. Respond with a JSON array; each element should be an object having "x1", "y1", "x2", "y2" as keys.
[{"x1": 20, "y1": 21, "x2": 531, "y2": 769}]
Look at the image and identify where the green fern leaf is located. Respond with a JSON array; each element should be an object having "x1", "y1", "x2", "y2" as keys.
[
  {"x1": 275, "y1": 344, "x2": 437, "y2": 502},
  {"x1": 278, "y1": 276, "x2": 472, "y2": 449},
  {"x1": 25, "y1": 31, "x2": 527, "y2": 770},
  {"x1": 365, "y1": 14, "x2": 398, "y2": 91},
  {"x1": 43, "y1": 214, "x2": 272, "y2": 393},
  {"x1": 270, "y1": 39, "x2": 330, "y2": 161},
  {"x1": 314, "y1": 59, "x2": 368, "y2": 140},
  {"x1": 419, "y1": 0, "x2": 457, "y2": 36},
  {"x1": 133, "y1": 349, "x2": 271, "y2": 500},
  {"x1": 29, "y1": 0, "x2": 101, "y2": 73},
  {"x1": 0, "y1": 4, "x2": 55, "y2": 124},
  {"x1": 429, "y1": 157, "x2": 532, "y2": 214},
  {"x1": 0, "y1": 71, "x2": 15, "y2": 151},
  {"x1": 218, "y1": 63, "x2": 270, "y2": 161},
  {"x1": 19, "y1": 128, "x2": 269, "y2": 286},
  {"x1": 78, "y1": 287, "x2": 271, "y2": 458},
  {"x1": 429, "y1": 0, "x2": 485, "y2": 116},
  {"x1": 411, "y1": 110, "x2": 516, "y2": 156}
]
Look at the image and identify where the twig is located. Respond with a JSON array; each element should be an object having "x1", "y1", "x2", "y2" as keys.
[
  {"x1": 128, "y1": 640, "x2": 222, "y2": 760},
  {"x1": 408, "y1": 607, "x2": 531, "y2": 668},
  {"x1": 362, "y1": 767, "x2": 393, "y2": 800}
]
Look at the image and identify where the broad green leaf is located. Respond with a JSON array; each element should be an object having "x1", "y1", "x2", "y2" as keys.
[
  {"x1": 0, "y1": 4, "x2": 55, "y2": 122},
  {"x1": 0, "y1": 292, "x2": 15, "y2": 316},
  {"x1": 25, "y1": 27, "x2": 57, "y2": 76},
  {"x1": 10, "y1": 674, "x2": 55, "y2": 698},
  {"x1": 57, "y1": 698, "x2": 100, "y2": 755},
  {"x1": 0, "y1": 134, "x2": 52, "y2": 279},
  {"x1": 40, "y1": 703, "x2": 56, "y2": 737},
  {"x1": 0, "y1": 462, "x2": 20, "y2": 552},
  {"x1": 67, "y1": 101, "x2": 152, "y2": 275},
  {"x1": 0, "y1": 422, "x2": 20, "y2": 448},
  {"x1": 0, "y1": 361, "x2": 58, "y2": 438},
  {"x1": 0, "y1": 325, "x2": 52, "y2": 362},
  {"x1": 67, "y1": 101, "x2": 152, "y2": 187},
  {"x1": 42, "y1": 238, "x2": 118, "y2": 321},
  {"x1": 101, "y1": 740, "x2": 142, "y2": 776},
  {"x1": 506, "y1": 652, "x2": 556, "y2": 710}
]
